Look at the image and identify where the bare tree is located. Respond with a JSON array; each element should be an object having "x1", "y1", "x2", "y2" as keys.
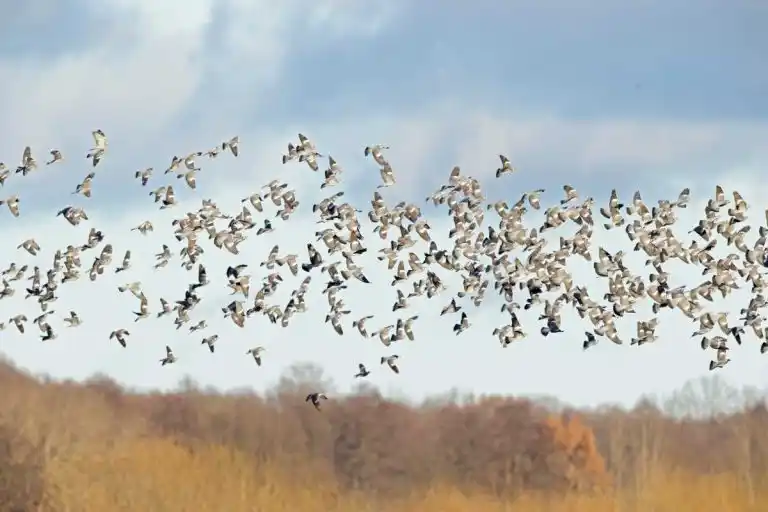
[{"x1": 663, "y1": 375, "x2": 743, "y2": 419}]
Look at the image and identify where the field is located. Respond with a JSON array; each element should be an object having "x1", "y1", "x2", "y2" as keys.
[{"x1": 0, "y1": 360, "x2": 766, "y2": 511}]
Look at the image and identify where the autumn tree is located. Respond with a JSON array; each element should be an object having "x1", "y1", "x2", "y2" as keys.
[{"x1": 525, "y1": 413, "x2": 610, "y2": 492}]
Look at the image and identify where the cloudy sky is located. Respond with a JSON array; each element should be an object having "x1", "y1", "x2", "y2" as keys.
[{"x1": 0, "y1": 0, "x2": 766, "y2": 409}]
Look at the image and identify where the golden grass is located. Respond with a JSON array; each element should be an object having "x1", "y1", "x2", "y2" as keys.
[{"x1": 41, "y1": 436, "x2": 768, "y2": 512}]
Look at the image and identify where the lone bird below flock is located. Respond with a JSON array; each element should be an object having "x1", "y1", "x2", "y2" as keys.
[
  {"x1": 0, "y1": 128, "x2": 763, "y2": 414},
  {"x1": 306, "y1": 392, "x2": 328, "y2": 411}
]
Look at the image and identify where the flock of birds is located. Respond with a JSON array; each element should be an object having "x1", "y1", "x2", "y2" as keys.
[{"x1": 0, "y1": 130, "x2": 766, "y2": 411}]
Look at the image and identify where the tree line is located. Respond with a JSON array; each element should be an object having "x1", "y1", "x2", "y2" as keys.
[{"x1": 0, "y1": 358, "x2": 766, "y2": 511}]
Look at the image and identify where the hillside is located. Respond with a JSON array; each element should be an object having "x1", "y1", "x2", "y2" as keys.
[{"x1": 0, "y1": 358, "x2": 766, "y2": 511}]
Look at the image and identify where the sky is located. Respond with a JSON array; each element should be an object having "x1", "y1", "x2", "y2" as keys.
[{"x1": 0, "y1": 0, "x2": 766, "y2": 410}]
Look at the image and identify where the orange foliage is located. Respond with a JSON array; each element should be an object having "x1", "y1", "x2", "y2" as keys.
[{"x1": 531, "y1": 413, "x2": 611, "y2": 491}]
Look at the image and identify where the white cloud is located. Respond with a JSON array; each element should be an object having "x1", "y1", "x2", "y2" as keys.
[
  {"x1": 0, "y1": 9, "x2": 206, "y2": 153},
  {"x1": 0, "y1": 0, "x2": 400, "y2": 156},
  {"x1": 93, "y1": 0, "x2": 215, "y2": 36},
  {"x1": 452, "y1": 112, "x2": 768, "y2": 176}
]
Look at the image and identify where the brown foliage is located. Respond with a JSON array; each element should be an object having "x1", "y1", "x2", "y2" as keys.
[
  {"x1": 0, "y1": 359, "x2": 766, "y2": 510},
  {"x1": 0, "y1": 422, "x2": 47, "y2": 511}
]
